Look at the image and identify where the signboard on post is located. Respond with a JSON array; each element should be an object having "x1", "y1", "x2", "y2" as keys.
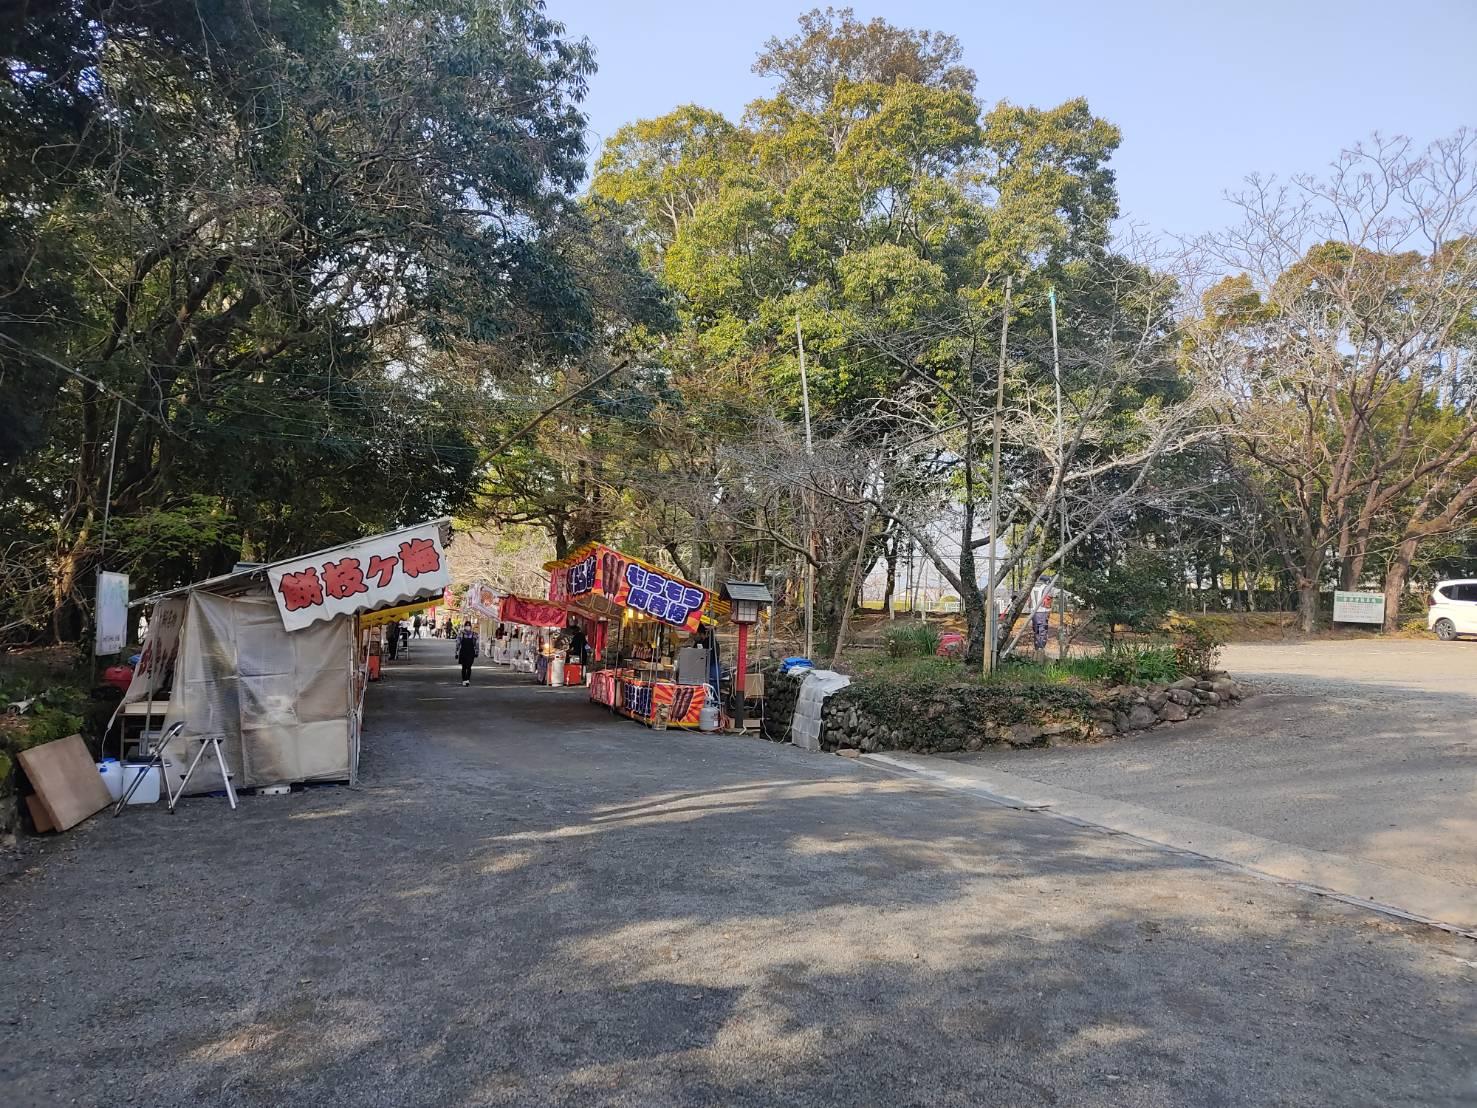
[
  {"x1": 1332, "y1": 590, "x2": 1385, "y2": 625},
  {"x1": 267, "y1": 523, "x2": 450, "y2": 632},
  {"x1": 95, "y1": 571, "x2": 129, "y2": 655}
]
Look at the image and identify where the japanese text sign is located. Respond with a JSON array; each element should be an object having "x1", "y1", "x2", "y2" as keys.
[
  {"x1": 1332, "y1": 590, "x2": 1385, "y2": 625},
  {"x1": 624, "y1": 564, "x2": 705, "y2": 630},
  {"x1": 551, "y1": 544, "x2": 710, "y2": 634},
  {"x1": 267, "y1": 524, "x2": 449, "y2": 632}
]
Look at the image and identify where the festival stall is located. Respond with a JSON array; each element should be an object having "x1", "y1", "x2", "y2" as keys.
[
  {"x1": 494, "y1": 595, "x2": 584, "y2": 684},
  {"x1": 545, "y1": 544, "x2": 729, "y2": 728},
  {"x1": 117, "y1": 520, "x2": 452, "y2": 795}
]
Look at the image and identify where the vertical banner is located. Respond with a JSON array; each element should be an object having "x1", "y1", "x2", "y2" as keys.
[
  {"x1": 112, "y1": 596, "x2": 186, "y2": 712},
  {"x1": 95, "y1": 571, "x2": 129, "y2": 655}
]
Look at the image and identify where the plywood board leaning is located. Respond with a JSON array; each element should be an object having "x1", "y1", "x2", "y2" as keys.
[
  {"x1": 25, "y1": 794, "x2": 56, "y2": 833},
  {"x1": 16, "y1": 734, "x2": 110, "y2": 831}
]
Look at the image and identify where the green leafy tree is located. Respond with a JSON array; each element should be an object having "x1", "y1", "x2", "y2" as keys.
[
  {"x1": 1, "y1": 0, "x2": 659, "y2": 640},
  {"x1": 1072, "y1": 547, "x2": 1176, "y2": 648},
  {"x1": 589, "y1": 9, "x2": 1144, "y2": 656}
]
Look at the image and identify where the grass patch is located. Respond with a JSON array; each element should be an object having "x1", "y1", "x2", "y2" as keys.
[
  {"x1": 850, "y1": 641, "x2": 1192, "y2": 689},
  {"x1": 882, "y1": 623, "x2": 941, "y2": 658}
]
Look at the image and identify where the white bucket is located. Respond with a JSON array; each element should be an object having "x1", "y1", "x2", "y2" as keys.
[
  {"x1": 97, "y1": 759, "x2": 124, "y2": 801},
  {"x1": 120, "y1": 763, "x2": 162, "y2": 804}
]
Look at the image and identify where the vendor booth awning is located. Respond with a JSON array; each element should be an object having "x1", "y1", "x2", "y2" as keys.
[
  {"x1": 358, "y1": 600, "x2": 430, "y2": 629},
  {"x1": 544, "y1": 543, "x2": 729, "y2": 632},
  {"x1": 499, "y1": 594, "x2": 569, "y2": 629}
]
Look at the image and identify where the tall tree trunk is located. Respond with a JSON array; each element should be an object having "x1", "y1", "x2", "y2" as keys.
[
  {"x1": 1296, "y1": 576, "x2": 1320, "y2": 634},
  {"x1": 1381, "y1": 537, "x2": 1419, "y2": 632},
  {"x1": 883, "y1": 534, "x2": 898, "y2": 620}
]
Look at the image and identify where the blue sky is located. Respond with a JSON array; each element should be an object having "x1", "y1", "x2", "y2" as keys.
[{"x1": 549, "y1": 0, "x2": 1477, "y2": 240}]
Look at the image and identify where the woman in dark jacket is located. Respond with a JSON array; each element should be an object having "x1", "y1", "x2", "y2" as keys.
[{"x1": 456, "y1": 627, "x2": 479, "y2": 686}]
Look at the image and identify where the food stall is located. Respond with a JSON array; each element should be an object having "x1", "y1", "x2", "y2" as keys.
[
  {"x1": 545, "y1": 543, "x2": 729, "y2": 728},
  {"x1": 495, "y1": 595, "x2": 585, "y2": 685},
  {"x1": 115, "y1": 520, "x2": 452, "y2": 794}
]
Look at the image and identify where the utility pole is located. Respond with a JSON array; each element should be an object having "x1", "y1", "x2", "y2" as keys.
[
  {"x1": 797, "y1": 313, "x2": 816, "y2": 660},
  {"x1": 1049, "y1": 287, "x2": 1068, "y2": 660},
  {"x1": 94, "y1": 398, "x2": 122, "y2": 679},
  {"x1": 985, "y1": 275, "x2": 1011, "y2": 675},
  {"x1": 99, "y1": 399, "x2": 122, "y2": 561}
]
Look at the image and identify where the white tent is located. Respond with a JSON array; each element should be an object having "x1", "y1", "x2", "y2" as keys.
[{"x1": 123, "y1": 520, "x2": 452, "y2": 794}]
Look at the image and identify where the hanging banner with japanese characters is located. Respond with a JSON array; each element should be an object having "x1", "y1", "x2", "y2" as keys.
[
  {"x1": 106, "y1": 596, "x2": 187, "y2": 729},
  {"x1": 499, "y1": 594, "x2": 567, "y2": 629},
  {"x1": 545, "y1": 543, "x2": 719, "y2": 634},
  {"x1": 268, "y1": 523, "x2": 450, "y2": 632},
  {"x1": 95, "y1": 571, "x2": 130, "y2": 655}
]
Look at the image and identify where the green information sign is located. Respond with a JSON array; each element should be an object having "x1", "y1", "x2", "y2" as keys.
[{"x1": 1332, "y1": 590, "x2": 1384, "y2": 625}]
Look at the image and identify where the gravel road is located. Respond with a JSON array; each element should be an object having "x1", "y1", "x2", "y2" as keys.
[
  {"x1": 955, "y1": 639, "x2": 1477, "y2": 889},
  {"x1": 2, "y1": 650, "x2": 1473, "y2": 1106}
]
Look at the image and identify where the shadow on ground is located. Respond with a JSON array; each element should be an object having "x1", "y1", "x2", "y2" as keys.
[{"x1": 1, "y1": 654, "x2": 1473, "y2": 1107}]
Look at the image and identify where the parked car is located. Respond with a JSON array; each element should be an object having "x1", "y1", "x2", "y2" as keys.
[{"x1": 1428, "y1": 579, "x2": 1477, "y2": 641}]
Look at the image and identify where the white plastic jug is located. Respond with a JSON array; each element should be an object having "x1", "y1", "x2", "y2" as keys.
[
  {"x1": 119, "y1": 763, "x2": 162, "y2": 804},
  {"x1": 97, "y1": 759, "x2": 124, "y2": 801}
]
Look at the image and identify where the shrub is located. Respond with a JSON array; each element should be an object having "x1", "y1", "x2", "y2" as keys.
[
  {"x1": 884, "y1": 623, "x2": 941, "y2": 658},
  {"x1": 1163, "y1": 612, "x2": 1224, "y2": 677},
  {"x1": 1071, "y1": 547, "x2": 1176, "y2": 646},
  {"x1": 1100, "y1": 644, "x2": 1182, "y2": 686}
]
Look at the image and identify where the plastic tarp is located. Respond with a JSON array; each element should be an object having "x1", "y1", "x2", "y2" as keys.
[
  {"x1": 162, "y1": 587, "x2": 356, "y2": 793},
  {"x1": 789, "y1": 669, "x2": 851, "y2": 752}
]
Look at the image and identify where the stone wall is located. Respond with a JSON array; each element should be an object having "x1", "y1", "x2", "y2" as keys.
[{"x1": 760, "y1": 667, "x2": 1248, "y2": 756}]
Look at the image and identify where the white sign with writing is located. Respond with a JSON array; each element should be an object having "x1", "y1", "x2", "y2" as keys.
[
  {"x1": 95, "y1": 571, "x2": 130, "y2": 655},
  {"x1": 1332, "y1": 590, "x2": 1385, "y2": 625},
  {"x1": 267, "y1": 524, "x2": 450, "y2": 632},
  {"x1": 106, "y1": 596, "x2": 188, "y2": 730}
]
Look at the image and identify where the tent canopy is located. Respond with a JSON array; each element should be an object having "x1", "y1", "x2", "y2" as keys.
[{"x1": 359, "y1": 601, "x2": 429, "y2": 629}]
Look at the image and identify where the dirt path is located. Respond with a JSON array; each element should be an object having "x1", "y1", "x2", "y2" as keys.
[{"x1": 2, "y1": 651, "x2": 1473, "y2": 1106}]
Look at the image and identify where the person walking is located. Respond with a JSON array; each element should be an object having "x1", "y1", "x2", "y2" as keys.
[
  {"x1": 412, "y1": 613, "x2": 423, "y2": 639},
  {"x1": 386, "y1": 624, "x2": 400, "y2": 662},
  {"x1": 456, "y1": 624, "x2": 479, "y2": 686}
]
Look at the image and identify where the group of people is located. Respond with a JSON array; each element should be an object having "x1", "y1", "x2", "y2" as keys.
[{"x1": 379, "y1": 612, "x2": 482, "y2": 687}]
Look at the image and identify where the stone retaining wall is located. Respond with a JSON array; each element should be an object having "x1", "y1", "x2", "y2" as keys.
[{"x1": 761, "y1": 668, "x2": 1248, "y2": 756}]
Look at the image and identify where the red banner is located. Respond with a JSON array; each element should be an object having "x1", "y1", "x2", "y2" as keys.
[{"x1": 499, "y1": 595, "x2": 568, "y2": 629}]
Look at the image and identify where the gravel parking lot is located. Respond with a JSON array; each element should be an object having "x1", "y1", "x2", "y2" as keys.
[{"x1": 954, "y1": 639, "x2": 1477, "y2": 890}]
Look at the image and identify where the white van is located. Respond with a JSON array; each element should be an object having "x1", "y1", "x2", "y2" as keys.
[{"x1": 1428, "y1": 579, "x2": 1477, "y2": 640}]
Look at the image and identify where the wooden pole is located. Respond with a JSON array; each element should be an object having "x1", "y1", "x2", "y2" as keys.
[{"x1": 1050, "y1": 286, "x2": 1069, "y2": 660}]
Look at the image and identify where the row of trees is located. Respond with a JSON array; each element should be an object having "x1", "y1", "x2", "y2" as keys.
[
  {"x1": 1, "y1": 0, "x2": 667, "y2": 639},
  {"x1": 4, "y1": 5, "x2": 1473, "y2": 650},
  {"x1": 482, "y1": 8, "x2": 1477, "y2": 651}
]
